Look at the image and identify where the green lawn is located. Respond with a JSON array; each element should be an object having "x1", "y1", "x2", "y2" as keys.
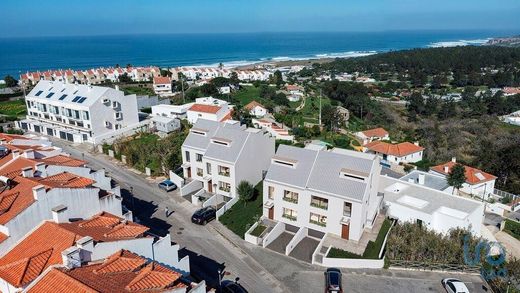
[
  {"x1": 231, "y1": 86, "x2": 265, "y2": 106},
  {"x1": 250, "y1": 224, "x2": 267, "y2": 237},
  {"x1": 0, "y1": 99, "x2": 27, "y2": 117},
  {"x1": 0, "y1": 84, "x2": 6, "y2": 89},
  {"x1": 504, "y1": 219, "x2": 520, "y2": 240},
  {"x1": 122, "y1": 86, "x2": 155, "y2": 96},
  {"x1": 219, "y1": 181, "x2": 264, "y2": 238}
]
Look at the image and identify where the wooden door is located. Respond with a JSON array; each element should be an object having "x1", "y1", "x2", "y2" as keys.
[
  {"x1": 208, "y1": 180, "x2": 213, "y2": 193},
  {"x1": 187, "y1": 168, "x2": 191, "y2": 178},
  {"x1": 341, "y1": 224, "x2": 350, "y2": 240},
  {"x1": 268, "y1": 207, "x2": 274, "y2": 220}
]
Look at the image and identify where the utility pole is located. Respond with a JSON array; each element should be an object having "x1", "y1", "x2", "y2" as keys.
[
  {"x1": 319, "y1": 89, "x2": 322, "y2": 127},
  {"x1": 181, "y1": 76, "x2": 185, "y2": 104}
]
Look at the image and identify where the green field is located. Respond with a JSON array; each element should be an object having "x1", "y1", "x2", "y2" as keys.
[
  {"x1": 122, "y1": 86, "x2": 155, "y2": 96},
  {"x1": 0, "y1": 99, "x2": 27, "y2": 117},
  {"x1": 231, "y1": 86, "x2": 264, "y2": 106}
]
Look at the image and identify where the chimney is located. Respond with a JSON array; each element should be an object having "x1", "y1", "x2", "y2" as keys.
[
  {"x1": 35, "y1": 162, "x2": 46, "y2": 176},
  {"x1": 61, "y1": 246, "x2": 81, "y2": 269},
  {"x1": 413, "y1": 141, "x2": 420, "y2": 146},
  {"x1": 12, "y1": 150, "x2": 20, "y2": 159},
  {"x1": 418, "y1": 173, "x2": 425, "y2": 185},
  {"x1": 451, "y1": 157, "x2": 457, "y2": 163},
  {"x1": 443, "y1": 165, "x2": 449, "y2": 173},
  {"x1": 52, "y1": 205, "x2": 68, "y2": 223},
  {"x1": 115, "y1": 85, "x2": 120, "y2": 91},
  {"x1": 23, "y1": 149, "x2": 35, "y2": 159},
  {"x1": 76, "y1": 236, "x2": 94, "y2": 263},
  {"x1": 21, "y1": 166, "x2": 34, "y2": 178},
  {"x1": 32, "y1": 185, "x2": 46, "y2": 200}
]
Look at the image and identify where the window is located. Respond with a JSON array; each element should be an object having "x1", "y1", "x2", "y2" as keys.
[
  {"x1": 311, "y1": 196, "x2": 328, "y2": 210},
  {"x1": 196, "y1": 168, "x2": 203, "y2": 177},
  {"x1": 268, "y1": 186, "x2": 275, "y2": 200},
  {"x1": 77, "y1": 97, "x2": 87, "y2": 103},
  {"x1": 218, "y1": 165, "x2": 230, "y2": 177},
  {"x1": 206, "y1": 162, "x2": 211, "y2": 175},
  {"x1": 282, "y1": 208, "x2": 297, "y2": 221},
  {"x1": 72, "y1": 96, "x2": 81, "y2": 102},
  {"x1": 185, "y1": 151, "x2": 190, "y2": 162},
  {"x1": 218, "y1": 181, "x2": 231, "y2": 192},
  {"x1": 343, "y1": 202, "x2": 352, "y2": 217},
  {"x1": 309, "y1": 213, "x2": 327, "y2": 227},
  {"x1": 59, "y1": 94, "x2": 67, "y2": 100},
  {"x1": 82, "y1": 111, "x2": 90, "y2": 120},
  {"x1": 196, "y1": 153, "x2": 203, "y2": 162},
  {"x1": 35, "y1": 90, "x2": 43, "y2": 96},
  {"x1": 46, "y1": 92, "x2": 54, "y2": 98},
  {"x1": 283, "y1": 190, "x2": 298, "y2": 204}
]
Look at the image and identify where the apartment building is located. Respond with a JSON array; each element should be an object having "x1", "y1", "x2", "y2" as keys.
[
  {"x1": 263, "y1": 145, "x2": 382, "y2": 241},
  {"x1": 17, "y1": 80, "x2": 139, "y2": 144},
  {"x1": 181, "y1": 119, "x2": 275, "y2": 199}
]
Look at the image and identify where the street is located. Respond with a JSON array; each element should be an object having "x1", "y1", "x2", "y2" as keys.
[{"x1": 51, "y1": 138, "x2": 491, "y2": 293}]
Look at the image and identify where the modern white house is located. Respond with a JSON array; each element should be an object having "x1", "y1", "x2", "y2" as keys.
[
  {"x1": 379, "y1": 175, "x2": 484, "y2": 236},
  {"x1": 252, "y1": 118, "x2": 294, "y2": 141},
  {"x1": 244, "y1": 100, "x2": 268, "y2": 117},
  {"x1": 355, "y1": 128, "x2": 389, "y2": 145},
  {"x1": 181, "y1": 119, "x2": 275, "y2": 201},
  {"x1": 151, "y1": 103, "x2": 192, "y2": 120},
  {"x1": 186, "y1": 97, "x2": 232, "y2": 124},
  {"x1": 151, "y1": 116, "x2": 180, "y2": 134},
  {"x1": 364, "y1": 141, "x2": 424, "y2": 164},
  {"x1": 430, "y1": 158, "x2": 497, "y2": 199},
  {"x1": 153, "y1": 76, "x2": 172, "y2": 96},
  {"x1": 17, "y1": 81, "x2": 140, "y2": 144},
  {"x1": 262, "y1": 145, "x2": 383, "y2": 241}
]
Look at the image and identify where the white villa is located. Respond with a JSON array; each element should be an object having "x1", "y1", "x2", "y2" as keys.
[
  {"x1": 17, "y1": 81, "x2": 140, "y2": 144},
  {"x1": 354, "y1": 128, "x2": 389, "y2": 145},
  {"x1": 181, "y1": 119, "x2": 275, "y2": 200},
  {"x1": 364, "y1": 141, "x2": 424, "y2": 164},
  {"x1": 262, "y1": 145, "x2": 382, "y2": 241},
  {"x1": 244, "y1": 100, "x2": 268, "y2": 117},
  {"x1": 186, "y1": 97, "x2": 232, "y2": 124},
  {"x1": 153, "y1": 76, "x2": 172, "y2": 96}
]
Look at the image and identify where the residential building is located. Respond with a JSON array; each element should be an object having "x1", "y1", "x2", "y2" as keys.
[
  {"x1": 244, "y1": 101, "x2": 268, "y2": 117},
  {"x1": 379, "y1": 175, "x2": 484, "y2": 236},
  {"x1": 252, "y1": 118, "x2": 294, "y2": 141},
  {"x1": 153, "y1": 76, "x2": 172, "y2": 96},
  {"x1": 430, "y1": 158, "x2": 497, "y2": 199},
  {"x1": 263, "y1": 145, "x2": 382, "y2": 241},
  {"x1": 400, "y1": 170, "x2": 453, "y2": 194},
  {"x1": 336, "y1": 106, "x2": 350, "y2": 126},
  {"x1": 364, "y1": 141, "x2": 424, "y2": 164},
  {"x1": 186, "y1": 97, "x2": 232, "y2": 124},
  {"x1": 152, "y1": 116, "x2": 180, "y2": 133},
  {"x1": 27, "y1": 250, "x2": 205, "y2": 293},
  {"x1": 17, "y1": 81, "x2": 140, "y2": 144},
  {"x1": 181, "y1": 119, "x2": 275, "y2": 199},
  {"x1": 355, "y1": 128, "x2": 389, "y2": 145},
  {"x1": 151, "y1": 103, "x2": 192, "y2": 120},
  {"x1": 503, "y1": 87, "x2": 520, "y2": 96},
  {"x1": 503, "y1": 110, "x2": 520, "y2": 126}
]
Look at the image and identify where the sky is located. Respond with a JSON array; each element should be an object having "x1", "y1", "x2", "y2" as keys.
[{"x1": 1, "y1": 0, "x2": 519, "y2": 38}]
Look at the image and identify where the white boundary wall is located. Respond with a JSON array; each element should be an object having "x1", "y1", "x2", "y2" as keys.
[
  {"x1": 181, "y1": 180, "x2": 203, "y2": 197},
  {"x1": 169, "y1": 170, "x2": 185, "y2": 188},
  {"x1": 262, "y1": 221, "x2": 285, "y2": 248},
  {"x1": 285, "y1": 227, "x2": 307, "y2": 255}
]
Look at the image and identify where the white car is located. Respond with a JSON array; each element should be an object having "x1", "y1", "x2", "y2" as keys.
[{"x1": 441, "y1": 278, "x2": 470, "y2": 293}]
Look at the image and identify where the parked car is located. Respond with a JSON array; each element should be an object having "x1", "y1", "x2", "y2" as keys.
[
  {"x1": 191, "y1": 207, "x2": 216, "y2": 225},
  {"x1": 324, "y1": 268, "x2": 342, "y2": 293},
  {"x1": 441, "y1": 278, "x2": 470, "y2": 293},
  {"x1": 158, "y1": 179, "x2": 177, "y2": 192},
  {"x1": 221, "y1": 280, "x2": 248, "y2": 293}
]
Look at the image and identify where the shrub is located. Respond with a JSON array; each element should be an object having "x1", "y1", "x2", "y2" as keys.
[
  {"x1": 504, "y1": 219, "x2": 520, "y2": 240},
  {"x1": 327, "y1": 248, "x2": 363, "y2": 259}
]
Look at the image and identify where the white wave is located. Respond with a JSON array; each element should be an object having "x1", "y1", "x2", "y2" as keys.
[{"x1": 427, "y1": 38, "x2": 491, "y2": 48}]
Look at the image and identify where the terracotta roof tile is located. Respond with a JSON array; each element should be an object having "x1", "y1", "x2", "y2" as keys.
[
  {"x1": 30, "y1": 172, "x2": 95, "y2": 188},
  {"x1": 219, "y1": 111, "x2": 233, "y2": 122},
  {"x1": 153, "y1": 76, "x2": 171, "y2": 85},
  {"x1": 244, "y1": 100, "x2": 265, "y2": 111},
  {"x1": 0, "y1": 176, "x2": 39, "y2": 225},
  {"x1": 37, "y1": 155, "x2": 86, "y2": 167},
  {"x1": 27, "y1": 268, "x2": 98, "y2": 293},
  {"x1": 365, "y1": 141, "x2": 424, "y2": 157},
  {"x1": 361, "y1": 128, "x2": 388, "y2": 138},
  {"x1": 430, "y1": 161, "x2": 497, "y2": 185},
  {"x1": 188, "y1": 104, "x2": 221, "y2": 114}
]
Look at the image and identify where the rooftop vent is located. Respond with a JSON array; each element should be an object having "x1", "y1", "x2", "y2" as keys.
[{"x1": 272, "y1": 156, "x2": 297, "y2": 168}]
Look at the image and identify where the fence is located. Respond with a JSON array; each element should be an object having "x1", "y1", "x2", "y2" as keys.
[{"x1": 388, "y1": 259, "x2": 482, "y2": 274}]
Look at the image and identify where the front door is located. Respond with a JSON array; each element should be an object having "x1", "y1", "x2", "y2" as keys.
[
  {"x1": 341, "y1": 224, "x2": 350, "y2": 240},
  {"x1": 268, "y1": 207, "x2": 274, "y2": 220},
  {"x1": 187, "y1": 167, "x2": 191, "y2": 178},
  {"x1": 208, "y1": 180, "x2": 213, "y2": 193}
]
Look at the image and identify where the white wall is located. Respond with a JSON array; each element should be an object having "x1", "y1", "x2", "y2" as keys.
[
  {"x1": 285, "y1": 227, "x2": 307, "y2": 255},
  {"x1": 262, "y1": 221, "x2": 285, "y2": 247}
]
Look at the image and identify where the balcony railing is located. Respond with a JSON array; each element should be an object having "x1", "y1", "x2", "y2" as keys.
[
  {"x1": 218, "y1": 171, "x2": 230, "y2": 177},
  {"x1": 309, "y1": 219, "x2": 326, "y2": 227},
  {"x1": 282, "y1": 197, "x2": 298, "y2": 204},
  {"x1": 219, "y1": 186, "x2": 231, "y2": 192},
  {"x1": 310, "y1": 202, "x2": 328, "y2": 210},
  {"x1": 196, "y1": 170, "x2": 203, "y2": 177},
  {"x1": 282, "y1": 214, "x2": 297, "y2": 221}
]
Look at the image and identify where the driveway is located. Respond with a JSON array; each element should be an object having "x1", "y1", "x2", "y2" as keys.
[
  {"x1": 288, "y1": 237, "x2": 320, "y2": 263},
  {"x1": 266, "y1": 232, "x2": 294, "y2": 254}
]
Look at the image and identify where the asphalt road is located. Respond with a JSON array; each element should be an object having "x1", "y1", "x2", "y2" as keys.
[{"x1": 50, "y1": 138, "x2": 491, "y2": 293}]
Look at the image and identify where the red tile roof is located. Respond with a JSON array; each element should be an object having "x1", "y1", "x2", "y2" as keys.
[
  {"x1": 26, "y1": 268, "x2": 98, "y2": 293},
  {"x1": 36, "y1": 155, "x2": 86, "y2": 167},
  {"x1": 0, "y1": 176, "x2": 39, "y2": 225},
  {"x1": 188, "y1": 104, "x2": 221, "y2": 114},
  {"x1": 244, "y1": 100, "x2": 265, "y2": 111},
  {"x1": 0, "y1": 222, "x2": 79, "y2": 287},
  {"x1": 29, "y1": 250, "x2": 185, "y2": 293},
  {"x1": 153, "y1": 76, "x2": 171, "y2": 85},
  {"x1": 430, "y1": 161, "x2": 497, "y2": 185},
  {"x1": 365, "y1": 141, "x2": 424, "y2": 157},
  {"x1": 0, "y1": 156, "x2": 37, "y2": 177},
  {"x1": 30, "y1": 172, "x2": 95, "y2": 189},
  {"x1": 0, "y1": 133, "x2": 29, "y2": 143},
  {"x1": 219, "y1": 111, "x2": 233, "y2": 122},
  {"x1": 361, "y1": 128, "x2": 388, "y2": 138},
  {"x1": 503, "y1": 87, "x2": 520, "y2": 95}
]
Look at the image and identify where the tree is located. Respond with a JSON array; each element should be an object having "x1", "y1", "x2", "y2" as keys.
[
  {"x1": 118, "y1": 73, "x2": 132, "y2": 83},
  {"x1": 200, "y1": 83, "x2": 219, "y2": 96},
  {"x1": 270, "y1": 70, "x2": 283, "y2": 86},
  {"x1": 236, "y1": 181, "x2": 254, "y2": 205},
  {"x1": 322, "y1": 105, "x2": 344, "y2": 132},
  {"x1": 447, "y1": 163, "x2": 466, "y2": 195},
  {"x1": 3, "y1": 75, "x2": 17, "y2": 87},
  {"x1": 230, "y1": 72, "x2": 239, "y2": 86}
]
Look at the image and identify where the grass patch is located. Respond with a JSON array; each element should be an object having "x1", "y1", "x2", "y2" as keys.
[
  {"x1": 219, "y1": 181, "x2": 264, "y2": 238},
  {"x1": 504, "y1": 219, "x2": 520, "y2": 240},
  {"x1": 122, "y1": 86, "x2": 155, "y2": 96},
  {"x1": 327, "y1": 248, "x2": 364, "y2": 259},
  {"x1": 0, "y1": 99, "x2": 26, "y2": 117},
  {"x1": 250, "y1": 224, "x2": 267, "y2": 237},
  {"x1": 410, "y1": 160, "x2": 433, "y2": 171},
  {"x1": 231, "y1": 86, "x2": 264, "y2": 106},
  {"x1": 363, "y1": 218, "x2": 393, "y2": 259}
]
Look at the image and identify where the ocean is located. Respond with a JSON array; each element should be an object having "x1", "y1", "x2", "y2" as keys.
[{"x1": 0, "y1": 30, "x2": 518, "y2": 78}]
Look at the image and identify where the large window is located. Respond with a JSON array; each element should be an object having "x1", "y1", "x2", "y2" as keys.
[
  {"x1": 185, "y1": 151, "x2": 190, "y2": 162},
  {"x1": 283, "y1": 190, "x2": 298, "y2": 204},
  {"x1": 268, "y1": 186, "x2": 275, "y2": 200},
  {"x1": 218, "y1": 165, "x2": 230, "y2": 177},
  {"x1": 282, "y1": 208, "x2": 297, "y2": 221},
  {"x1": 309, "y1": 213, "x2": 327, "y2": 227},
  {"x1": 218, "y1": 181, "x2": 231, "y2": 192},
  {"x1": 311, "y1": 196, "x2": 328, "y2": 210},
  {"x1": 196, "y1": 168, "x2": 203, "y2": 177},
  {"x1": 206, "y1": 162, "x2": 212, "y2": 175},
  {"x1": 196, "y1": 153, "x2": 203, "y2": 162},
  {"x1": 343, "y1": 202, "x2": 352, "y2": 217}
]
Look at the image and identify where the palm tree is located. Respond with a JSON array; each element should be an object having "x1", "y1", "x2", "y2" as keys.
[{"x1": 236, "y1": 181, "x2": 254, "y2": 206}]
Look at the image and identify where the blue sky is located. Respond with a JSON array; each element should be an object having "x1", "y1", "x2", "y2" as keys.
[{"x1": 1, "y1": 0, "x2": 519, "y2": 37}]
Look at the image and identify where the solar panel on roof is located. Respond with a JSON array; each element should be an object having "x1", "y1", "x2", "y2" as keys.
[
  {"x1": 77, "y1": 97, "x2": 87, "y2": 103},
  {"x1": 35, "y1": 90, "x2": 43, "y2": 96},
  {"x1": 46, "y1": 92, "x2": 54, "y2": 98},
  {"x1": 59, "y1": 94, "x2": 67, "y2": 100},
  {"x1": 72, "y1": 96, "x2": 81, "y2": 102}
]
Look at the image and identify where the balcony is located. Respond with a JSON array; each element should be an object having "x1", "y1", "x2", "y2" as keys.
[
  {"x1": 282, "y1": 214, "x2": 297, "y2": 221},
  {"x1": 282, "y1": 197, "x2": 298, "y2": 204},
  {"x1": 219, "y1": 186, "x2": 231, "y2": 193},
  {"x1": 218, "y1": 171, "x2": 230, "y2": 177},
  {"x1": 309, "y1": 219, "x2": 326, "y2": 227},
  {"x1": 310, "y1": 202, "x2": 328, "y2": 210},
  {"x1": 340, "y1": 215, "x2": 351, "y2": 225}
]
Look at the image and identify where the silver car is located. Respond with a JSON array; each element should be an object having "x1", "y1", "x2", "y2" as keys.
[{"x1": 158, "y1": 180, "x2": 177, "y2": 192}]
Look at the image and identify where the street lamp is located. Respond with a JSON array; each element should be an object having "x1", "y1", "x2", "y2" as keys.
[{"x1": 213, "y1": 183, "x2": 218, "y2": 218}]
